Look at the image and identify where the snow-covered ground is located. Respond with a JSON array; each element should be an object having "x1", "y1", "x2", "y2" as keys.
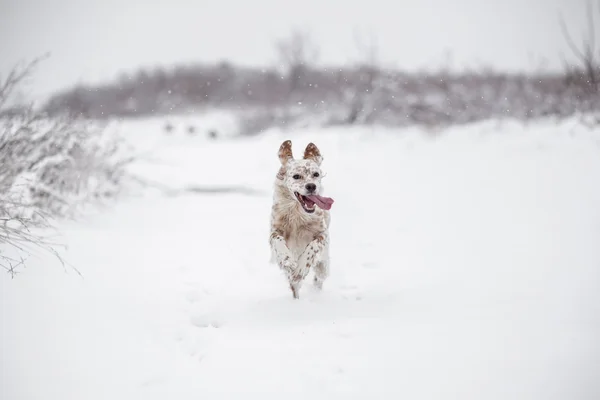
[{"x1": 2, "y1": 116, "x2": 600, "y2": 400}]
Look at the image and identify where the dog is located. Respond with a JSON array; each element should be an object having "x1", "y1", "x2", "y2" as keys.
[{"x1": 269, "y1": 140, "x2": 334, "y2": 299}]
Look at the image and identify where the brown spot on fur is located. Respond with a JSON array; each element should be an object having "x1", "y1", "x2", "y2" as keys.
[
  {"x1": 314, "y1": 234, "x2": 326, "y2": 244},
  {"x1": 303, "y1": 143, "x2": 323, "y2": 165},
  {"x1": 270, "y1": 230, "x2": 285, "y2": 244},
  {"x1": 278, "y1": 140, "x2": 294, "y2": 165}
]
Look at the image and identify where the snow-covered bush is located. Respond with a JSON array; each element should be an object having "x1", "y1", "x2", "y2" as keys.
[{"x1": 0, "y1": 58, "x2": 133, "y2": 277}]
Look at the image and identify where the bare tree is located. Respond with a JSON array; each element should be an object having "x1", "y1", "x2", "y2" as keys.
[
  {"x1": 343, "y1": 29, "x2": 385, "y2": 124},
  {"x1": 559, "y1": 0, "x2": 600, "y2": 91},
  {"x1": 274, "y1": 29, "x2": 319, "y2": 97},
  {"x1": 0, "y1": 57, "x2": 133, "y2": 277}
]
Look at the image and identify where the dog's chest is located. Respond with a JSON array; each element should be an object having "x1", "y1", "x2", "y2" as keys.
[
  {"x1": 286, "y1": 229, "x2": 317, "y2": 260},
  {"x1": 271, "y1": 199, "x2": 329, "y2": 261}
]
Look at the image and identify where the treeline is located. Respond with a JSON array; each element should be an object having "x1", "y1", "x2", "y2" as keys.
[{"x1": 42, "y1": 62, "x2": 599, "y2": 129}]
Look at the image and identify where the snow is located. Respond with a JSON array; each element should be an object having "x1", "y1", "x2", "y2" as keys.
[{"x1": 2, "y1": 117, "x2": 600, "y2": 399}]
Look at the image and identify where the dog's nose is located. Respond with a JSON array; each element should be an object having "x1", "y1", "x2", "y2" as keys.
[{"x1": 305, "y1": 183, "x2": 316, "y2": 192}]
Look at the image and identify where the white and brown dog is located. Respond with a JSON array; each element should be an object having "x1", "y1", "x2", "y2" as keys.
[{"x1": 269, "y1": 140, "x2": 334, "y2": 299}]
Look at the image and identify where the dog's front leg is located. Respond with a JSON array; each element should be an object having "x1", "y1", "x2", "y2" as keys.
[
  {"x1": 270, "y1": 230, "x2": 297, "y2": 275},
  {"x1": 291, "y1": 234, "x2": 327, "y2": 289}
]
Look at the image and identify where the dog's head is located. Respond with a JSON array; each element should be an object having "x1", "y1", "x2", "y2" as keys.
[{"x1": 275, "y1": 140, "x2": 334, "y2": 214}]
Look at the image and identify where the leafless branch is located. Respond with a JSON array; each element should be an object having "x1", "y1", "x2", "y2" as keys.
[
  {"x1": 1, "y1": 56, "x2": 133, "y2": 278},
  {"x1": 558, "y1": 0, "x2": 600, "y2": 90},
  {"x1": 343, "y1": 29, "x2": 385, "y2": 124},
  {"x1": 274, "y1": 29, "x2": 319, "y2": 96},
  {"x1": 0, "y1": 53, "x2": 50, "y2": 110}
]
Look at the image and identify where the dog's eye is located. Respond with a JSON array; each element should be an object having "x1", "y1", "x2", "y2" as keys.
[
  {"x1": 313, "y1": 172, "x2": 320, "y2": 178},
  {"x1": 292, "y1": 174, "x2": 301, "y2": 180}
]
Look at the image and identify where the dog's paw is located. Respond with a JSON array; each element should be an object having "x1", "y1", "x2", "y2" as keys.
[
  {"x1": 279, "y1": 258, "x2": 297, "y2": 275},
  {"x1": 289, "y1": 282, "x2": 300, "y2": 299},
  {"x1": 289, "y1": 262, "x2": 311, "y2": 284}
]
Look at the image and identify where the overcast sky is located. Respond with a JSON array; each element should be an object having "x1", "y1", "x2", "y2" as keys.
[{"x1": 0, "y1": 0, "x2": 591, "y2": 100}]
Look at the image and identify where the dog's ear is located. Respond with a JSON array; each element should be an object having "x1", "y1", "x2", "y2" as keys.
[
  {"x1": 278, "y1": 140, "x2": 294, "y2": 165},
  {"x1": 303, "y1": 142, "x2": 323, "y2": 165}
]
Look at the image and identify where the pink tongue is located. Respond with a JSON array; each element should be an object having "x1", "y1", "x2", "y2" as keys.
[{"x1": 306, "y1": 195, "x2": 334, "y2": 210}]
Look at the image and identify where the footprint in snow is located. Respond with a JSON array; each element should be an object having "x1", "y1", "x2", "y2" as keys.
[
  {"x1": 339, "y1": 284, "x2": 363, "y2": 301},
  {"x1": 140, "y1": 376, "x2": 167, "y2": 388},
  {"x1": 190, "y1": 313, "x2": 223, "y2": 329},
  {"x1": 361, "y1": 262, "x2": 378, "y2": 269},
  {"x1": 336, "y1": 330, "x2": 353, "y2": 339},
  {"x1": 184, "y1": 290, "x2": 204, "y2": 304}
]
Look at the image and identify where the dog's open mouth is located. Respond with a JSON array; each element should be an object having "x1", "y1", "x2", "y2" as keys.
[{"x1": 294, "y1": 192, "x2": 334, "y2": 213}]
